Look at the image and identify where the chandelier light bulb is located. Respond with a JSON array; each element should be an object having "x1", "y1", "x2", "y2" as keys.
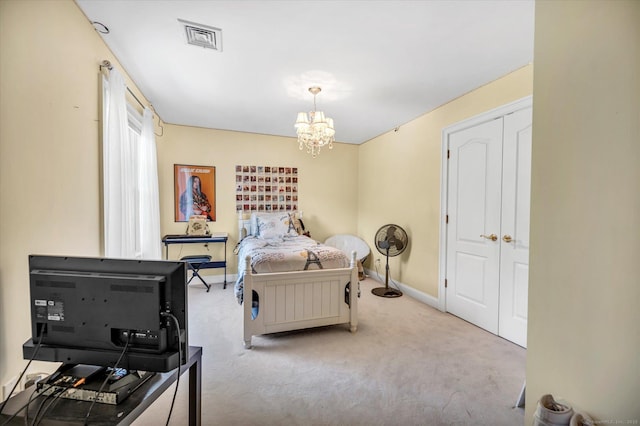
[{"x1": 294, "y1": 86, "x2": 335, "y2": 158}]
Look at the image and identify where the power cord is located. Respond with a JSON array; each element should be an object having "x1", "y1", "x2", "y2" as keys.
[
  {"x1": 160, "y1": 311, "x2": 183, "y2": 426},
  {"x1": 0, "y1": 381, "x2": 57, "y2": 426},
  {"x1": 0, "y1": 324, "x2": 47, "y2": 417},
  {"x1": 26, "y1": 368, "x2": 81, "y2": 426},
  {"x1": 30, "y1": 385, "x2": 69, "y2": 426},
  {"x1": 373, "y1": 261, "x2": 402, "y2": 291},
  {"x1": 82, "y1": 331, "x2": 133, "y2": 425}
]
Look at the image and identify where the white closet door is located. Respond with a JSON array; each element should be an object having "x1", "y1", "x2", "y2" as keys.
[
  {"x1": 446, "y1": 118, "x2": 504, "y2": 334},
  {"x1": 498, "y1": 107, "x2": 532, "y2": 348}
]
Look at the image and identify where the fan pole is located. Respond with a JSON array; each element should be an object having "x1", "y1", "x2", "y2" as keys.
[{"x1": 372, "y1": 248, "x2": 403, "y2": 298}]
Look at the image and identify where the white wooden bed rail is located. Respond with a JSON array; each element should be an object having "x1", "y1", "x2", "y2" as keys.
[{"x1": 243, "y1": 251, "x2": 358, "y2": 348}]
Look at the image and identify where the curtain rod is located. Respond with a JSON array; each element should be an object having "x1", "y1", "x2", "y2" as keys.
[{"x1": 100, "y1": 60, "x2": 145, "y2": 109}]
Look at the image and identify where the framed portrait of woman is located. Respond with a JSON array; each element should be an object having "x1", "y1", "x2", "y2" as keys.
[{"x1": 174, "y1": 164, "x2": 216, "y2": 222}]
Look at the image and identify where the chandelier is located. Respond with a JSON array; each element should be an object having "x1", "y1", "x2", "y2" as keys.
[{"x1": 294, "y1": 86, "x2": 335, "y2": 158}]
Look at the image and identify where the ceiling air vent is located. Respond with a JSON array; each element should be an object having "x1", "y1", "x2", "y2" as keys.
[{"x1": 178, "y1": 19, "x2": 222, "y2": 51}]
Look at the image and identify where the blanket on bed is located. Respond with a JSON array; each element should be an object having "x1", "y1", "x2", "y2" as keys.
[{"x1": 234, "y1": 235, "x2": 350, "y2": 304}]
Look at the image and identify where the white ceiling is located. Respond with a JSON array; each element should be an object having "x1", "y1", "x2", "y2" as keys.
[{"x1": 75, "y1": 0, "x2": 534, "y2": 145}]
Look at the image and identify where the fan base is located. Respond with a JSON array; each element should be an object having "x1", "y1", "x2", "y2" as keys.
[{"x1": 371, "y1": 287, "x2": 403, "y2": 298}]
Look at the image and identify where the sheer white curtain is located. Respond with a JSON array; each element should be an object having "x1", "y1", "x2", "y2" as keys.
[
  {"x1": 139, "y1": 108, "x2": 162, "y2": 259},
  {"x1": 103, "y1": 68, "x2": 161, "y2": 259}
]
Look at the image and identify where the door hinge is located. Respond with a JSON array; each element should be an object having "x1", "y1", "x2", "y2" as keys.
[
  {"x1": 446, "y1": 214, "x2": 449, "y2": 224},
  {"x1": 447, "y1": 149, "x2": 450, "y2": 159},
  {"x1": 445, "y1": 279, "x2": 448, "y2": 288}
]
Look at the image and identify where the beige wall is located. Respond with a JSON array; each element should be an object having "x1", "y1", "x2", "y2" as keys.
[
  {"x1": 157, "y1": 124, "x2": 359, "y2": 273},
  {"x1": 358, "y1": 65, "x2": 533, "y2": 299},
  {"x1": 0, "y1": 0, "x2": 149, "y2": 388},
  {"x1": 526, "y1": 0, "x2": 640, "y2": 421}
]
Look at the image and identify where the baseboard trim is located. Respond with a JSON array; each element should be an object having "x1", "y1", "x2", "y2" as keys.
[
  {"x1": 200, "y1": 273, "x2": 237, "y2": 285},
  {"x1": 363, "y1": 268, "x2": 441, "y2": 310}
]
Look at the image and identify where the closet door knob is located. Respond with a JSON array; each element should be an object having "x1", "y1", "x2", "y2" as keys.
[
  {"x1": 503, "y1": 235, "x2": 513, "y2": 243},
  {"x1": 480, "y1": 234, "x2": 497, "y2": 241}
]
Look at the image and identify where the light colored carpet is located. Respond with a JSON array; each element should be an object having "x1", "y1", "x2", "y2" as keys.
[{"x1": 133, "y1": 276, "x2": 526, "y2": 426}]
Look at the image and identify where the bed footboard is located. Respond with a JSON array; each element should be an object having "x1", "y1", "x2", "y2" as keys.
[{"x1": 243, "y1": 251, "x2": 358, "y2": 348}]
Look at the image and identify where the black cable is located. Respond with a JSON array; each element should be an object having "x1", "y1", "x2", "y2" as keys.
[
  {"x1": 36, "y1": 367, "x2": 109, "y2": 426},
  {"x1": 82, "y1": 331, "x2": 133, "y2": 425},
  {"x1": 29, "y1": 390, "x2": 55, "y2": 426},
  {"x1": 30, "y1": 386, "x2": 68, "y2": 426},
  {"x1": 0, "y1": 381, "x2": 55, "y2": 426},
  {"x1": 23, "y1": 383, "x2": 53, "y2": 426},
  {"x1": 23, "y1": 381, "x2": 56, "y2": 426},
  {"x1": 160, "y1": 312, "x2": 182, "y2": 426},
  {"x1": 374, "y1": 261, "x2": 401, "y2": 291},
  {"x1": 0, "y1": 324, "x2": 47, "y2": 416}
]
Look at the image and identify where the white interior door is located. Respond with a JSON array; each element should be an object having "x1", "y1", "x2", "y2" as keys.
[
  {"x1": 445, "y1": 118, "x2": 504, "y2": 334},
  {"x1": 498, "y1": 107, "x2": 532, "y2": 348},
  {"x1": 444, "y1": 103, "x2": 532, "y2": 348}
]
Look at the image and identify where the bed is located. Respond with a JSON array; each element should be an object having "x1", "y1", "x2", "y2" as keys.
[{"x1": 235, "y1": 212, "x2": 359, "y2": 348}]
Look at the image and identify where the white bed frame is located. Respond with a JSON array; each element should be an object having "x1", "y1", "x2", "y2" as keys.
[{"x1": 239, "y1": 215, "x2": 359, "y2": 348}]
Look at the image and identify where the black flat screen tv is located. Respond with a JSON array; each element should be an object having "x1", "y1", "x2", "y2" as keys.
[{"x1": 22, "y1": 255, "x2": 188, "y2": 372}]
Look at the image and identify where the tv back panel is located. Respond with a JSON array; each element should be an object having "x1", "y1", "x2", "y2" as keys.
[
  {"x1": 30, "y1": 269, "x2": 167, "y2": 352},
  {"x1": 23, "y1": 255, "x2": 188, "y2": 372}
]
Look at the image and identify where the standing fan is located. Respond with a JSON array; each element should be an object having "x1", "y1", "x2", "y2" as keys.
[{"x1": 372, "y1": 224, "x2": 408, "y2": 298}]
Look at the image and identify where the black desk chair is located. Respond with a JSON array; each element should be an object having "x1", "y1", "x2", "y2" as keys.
[{"x1": 181, "y1": 255, "x2": 212, "y2": 292}]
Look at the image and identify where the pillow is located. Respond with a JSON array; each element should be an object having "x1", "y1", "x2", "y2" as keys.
[
  {"x1": 254, "y1": 212, "x2": 300, "y2": 239},
  {"x1": 250, "y1": 212, "x2": 300, "y2": 236},
  {"x1": 249, "y1": 213, "x2": 260, "y2": 236},
  {"x1": 286, "y1": 211, "x2": 304, "y2": 235}
]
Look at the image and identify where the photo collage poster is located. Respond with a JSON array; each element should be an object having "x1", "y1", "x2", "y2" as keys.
[{"x1": 235, "y1": 165, "x2": 298, "y2": 212}]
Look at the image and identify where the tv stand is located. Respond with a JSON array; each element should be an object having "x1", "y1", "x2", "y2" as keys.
[
  {"x1": 22, "y1": 339, "x2": 184, "y2": 372},
  {"x1": 1, "y1": 346, "x2": 202, "y2": 425}
]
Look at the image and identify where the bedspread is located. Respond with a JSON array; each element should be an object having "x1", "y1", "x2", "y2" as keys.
[{"x1": 234, "y1": 235, "x2": 350, "y2": 304}]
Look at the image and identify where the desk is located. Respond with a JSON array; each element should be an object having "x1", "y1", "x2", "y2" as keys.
[
  {"x1": 162, "y1": 234, "x2": 228, "y2": 289},
  {"x1": 0, "y1": 346, "x2": 202, "y2": 425}
]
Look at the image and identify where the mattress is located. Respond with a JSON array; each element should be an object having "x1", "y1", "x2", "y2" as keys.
[{"x1": 234, "y1": 235, "x2": 350, "y2": 304}]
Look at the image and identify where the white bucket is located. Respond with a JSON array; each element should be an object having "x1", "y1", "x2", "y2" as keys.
[{"x1": 533, "y1": 394, "x2": 574, "y2": 426}]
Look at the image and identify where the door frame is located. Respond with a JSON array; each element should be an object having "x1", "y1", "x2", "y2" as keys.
[{"x1": 437, "y1": 96, "x2": 532, "y2": 311}]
